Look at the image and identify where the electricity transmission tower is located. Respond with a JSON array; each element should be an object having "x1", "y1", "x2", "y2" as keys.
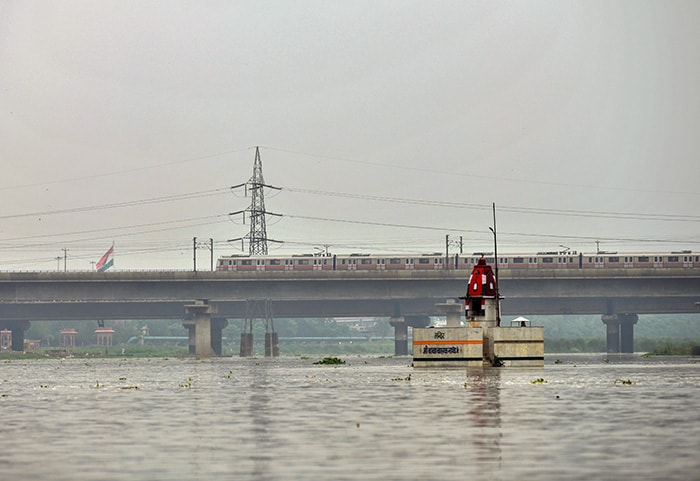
[{"x1": 230, "y1": 146, "x2": 281, "y2": 255}]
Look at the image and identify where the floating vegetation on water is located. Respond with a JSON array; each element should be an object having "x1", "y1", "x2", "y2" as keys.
[
  {"x1": 119, "y1": 377, "x2": 127, "y2": 381},
  {"x1": 530, "y1": 378, "x2": 547, "y2": 384},
  {"x1": 120, "y1": 385, "x2": 139, "y2": 390},
  {"x1": 554, "y1": 359, "x2": 563, "y2": 364},
  {"x1": 179, "y1": 377, "x2": 194, "y2": 388},
  {"x1": 313, "y1": 357, "x2": 345, "y2": 365},
  {"x1": 94, "y1": 380, "x2": 100, "y2": 388},
  {"x1": 615, "y1": 379, "x2": 635, "y2": 385},
  {"x1": 224, "y1": 370, "x2": 233, "y2": 379},
  {"x1": 391, "y1": 374, "x2": 411, "y2": 381}
]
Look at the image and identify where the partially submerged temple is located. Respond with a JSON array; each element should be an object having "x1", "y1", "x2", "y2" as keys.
[{"x1": 413, "y1": 257, "x2": 544, "y2": 367}]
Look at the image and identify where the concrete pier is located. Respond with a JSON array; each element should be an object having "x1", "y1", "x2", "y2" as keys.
[
  {"x1": 390, "y1": 315, "x2": 431, "y2": 355},
  {"x1": 435, "y1": 299, "x2": 463, "y2": 327},
  {"x1": 211, "y1": 317, "x2": 228, "y2": 356},
  {"x1": 486, "y1": 325, "x2": 544, "y2": 367},
  {"x1": 602, "y1": 313, "x2": 638, "y2": 353},
  {"x1": 240, "y1": 333, "x2": 254, "y2": 357},
  {"x1": 413, "y1": 326, "x2": 484, "y2": 367},
  {"x1": 183, "y1": 300, "x2": 218, "y2": 358},
  {"x1": 389, "y1": 317, "x2": 408, "y2": 355},
  {"x1": 265, "y1": 332, "x2": 279, "y2": 357}
]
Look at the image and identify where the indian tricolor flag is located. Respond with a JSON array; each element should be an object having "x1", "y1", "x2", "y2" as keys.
[{"x1": 95, "y1": 244, "x2": 114, "y2": 272}]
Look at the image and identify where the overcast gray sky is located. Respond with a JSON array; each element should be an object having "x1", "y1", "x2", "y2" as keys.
[{"x1": 1, "y1": 1, "x2": 699, "y2": 270}]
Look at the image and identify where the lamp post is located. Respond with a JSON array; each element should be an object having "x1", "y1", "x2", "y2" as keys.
[{"x1": 489, "y1": 202, "x2": 500, "y2": 327}]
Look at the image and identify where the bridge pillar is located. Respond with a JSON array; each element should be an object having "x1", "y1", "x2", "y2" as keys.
[
  {"x1": 602, "y1": 313, "x2": 638, "y2": 353},
  {"x1": 184, "y1": 300, "x2": 218, "y2": 357},
  {"x1": 390, "y1": 315, "x2": 431, "y2": 356},
  {"x1": 389, "y1": 317, "x2": 408, "y2": 355},
  {"x1": 211, "y1": 317, "x2": 229, "y2": 356},
  {"x1": 435, "y1": 299, "x2": 463, "y2": 327},
  {"x1": 265, "y1": 332, "x2": 279, "y2": 357},
  {"x1": 183, "y1": 320, "x2": 196, "y2": 354}
]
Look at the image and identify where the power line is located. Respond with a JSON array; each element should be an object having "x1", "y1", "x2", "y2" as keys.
[
  {"x1": 0, "y1": 188, "x2": 229, "y2": 221},
  {"x1": 0, "y1": 147, "x2": 251, "y2": 192},
  {"x1": 282, "y1": 213, "x2": 700, "y2": 246},
  {"x1": 264, "y1": 146, "x2": 700, "y2": 197},
  {"x1": 283, "y1": 187, "x2": 700, "y2": 223}
]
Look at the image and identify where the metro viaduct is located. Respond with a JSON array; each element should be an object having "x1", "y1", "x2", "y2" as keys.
[{"x1": 0, "y1": 268, "x2": 698, "y2": 355}]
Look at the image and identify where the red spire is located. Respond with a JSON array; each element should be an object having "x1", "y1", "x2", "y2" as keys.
[{"x1": 466, "y1": 258, "x2": 497, "y2": 297}]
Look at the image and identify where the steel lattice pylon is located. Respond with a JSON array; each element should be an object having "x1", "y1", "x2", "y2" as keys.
[
  {"x1": 230, "y1": 146, "x2": 281, "y2": 255},
  {"x1": 248, "y1": 147, "x2": 268, "y2": 255}
]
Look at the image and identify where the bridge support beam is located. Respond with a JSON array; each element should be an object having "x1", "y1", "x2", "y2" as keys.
[
  {"x1": 602, "y1": 313, "x2": 638, "y2": 353},
  {"x1": 184, "y1": 300, "x2": 219, "y2": 357}
]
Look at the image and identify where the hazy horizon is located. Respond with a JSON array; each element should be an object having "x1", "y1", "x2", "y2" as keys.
[{"x1": 2, "y1": 1, "x2": 698, "y2": 270}]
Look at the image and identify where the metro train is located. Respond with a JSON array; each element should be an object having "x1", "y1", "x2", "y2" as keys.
[{"x1": 216, "y1": 250, "x2": 698, "y2": 272}]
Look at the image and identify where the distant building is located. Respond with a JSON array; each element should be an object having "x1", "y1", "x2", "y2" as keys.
[
  {"x1": 0, "y1": 329, "x2": 11, "y2": 349},
  {"x1": 95, "y1": 328, "x2": 115, "y2": 346}
]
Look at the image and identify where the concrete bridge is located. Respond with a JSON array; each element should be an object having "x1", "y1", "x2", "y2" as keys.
[{"x1": 0, "y1": 268, "x2": 698, "y2": 355}]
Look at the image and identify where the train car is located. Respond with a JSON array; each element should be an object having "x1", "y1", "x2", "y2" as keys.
[
  {"x1": 217, "y1": 254, "x2": 334, "y2": 271},
  {"x1": 217, "y1": 250, "x2": 695, "y2": 272}
]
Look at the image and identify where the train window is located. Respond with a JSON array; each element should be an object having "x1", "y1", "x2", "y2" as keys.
[
  {"x1": 376, "y1": 259, "x2": 385, "y2": 265},
  {"x1": 298, "y1": 259, "x2": 309, "y2": 265},
  {"x1": 512, "y1": 257, "x2": 524, "y2": 264},
  {"x1": 609, "y1": 257, "x2": 619, "y2": 263},
  {"x1": 669, "y1": 256, "x2": 679, "y2": 262},
  {"x1": 542, "y1": 257, "x2": 553, "y2": 263},
  {"x1": 638, "y1": 256, "x2": 649, "y2": 262},
  {"x1": 270, "y1": 259, "x2": 280, "y2": 265},
  {"x1": 389, "y1": 258, "x2": 401, "y2": 264},
  {"x1": 418, "y1": 258, "x2": 430, "y2": 264},
  {"x1": 361, "y1": 259, "x2": 372, "y2": 265}
]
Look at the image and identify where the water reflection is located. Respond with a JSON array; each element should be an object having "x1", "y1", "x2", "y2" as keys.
[
  {"x1": 248, "y1": 361, "x2": 273, "y2": 480},
  {"x1": 466, "y1": 368, "x2": 502, "y2": 473}
]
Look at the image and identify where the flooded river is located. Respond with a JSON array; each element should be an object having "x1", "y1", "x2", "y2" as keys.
[{"x1": 1, "y1": 354, "x2": 698, "y2": 480}]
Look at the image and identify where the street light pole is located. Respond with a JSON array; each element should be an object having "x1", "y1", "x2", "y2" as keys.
[{"x1": 489, "y1": 202, "x2": 500, "y2": 327}]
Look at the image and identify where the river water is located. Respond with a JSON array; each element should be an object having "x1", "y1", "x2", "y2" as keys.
[{"x1": 1, "y1": 353, "x2": 698, "y2": 481}]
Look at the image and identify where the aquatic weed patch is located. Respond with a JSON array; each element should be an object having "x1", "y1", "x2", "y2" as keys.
[
  {"x1": 313, "y1": 356, "x2": 345, "y2": 365},
  {"x1": 615, "y1": 379, "x2": 635, "y2": 385}
]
